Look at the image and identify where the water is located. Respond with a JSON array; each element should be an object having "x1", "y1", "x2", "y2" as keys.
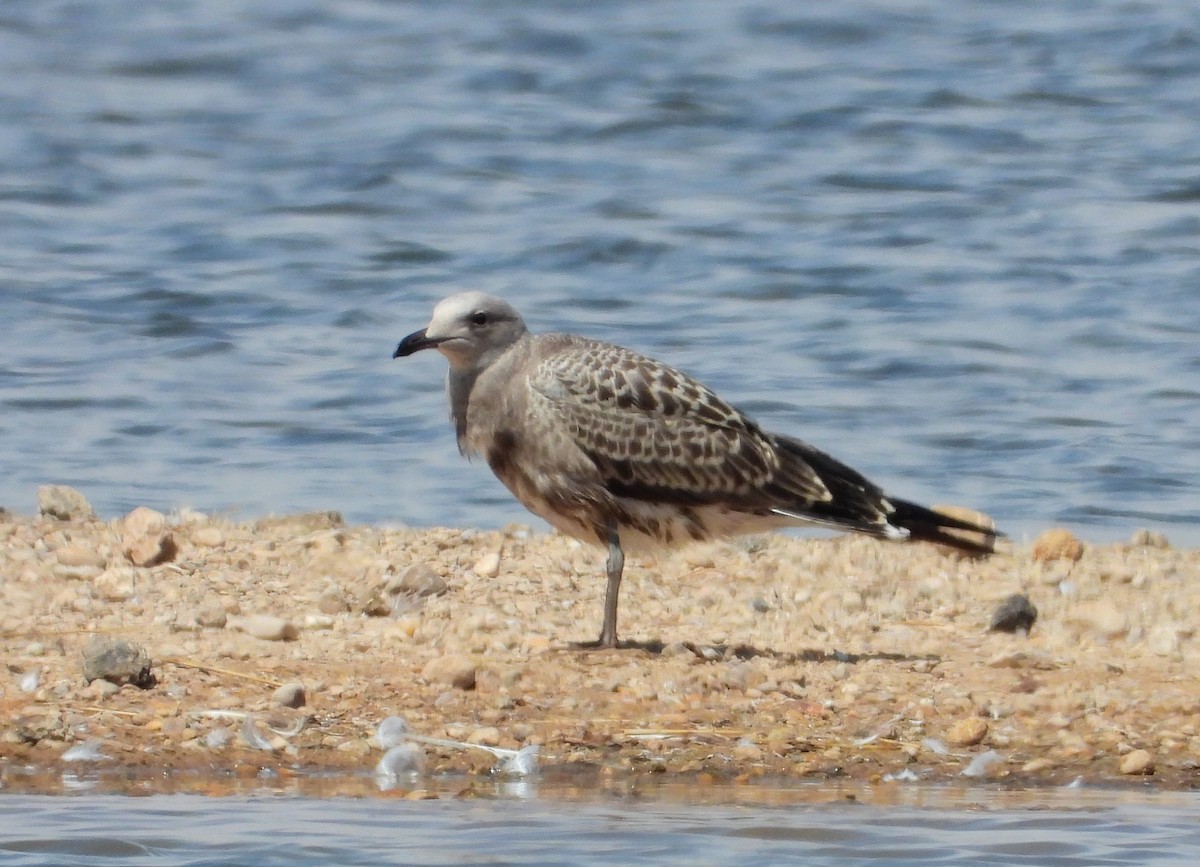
[
  {"x1": 2, "y1": 0, "x2": 1199, "y2": 542},
  {"x1": 1, "y1": 788, "x2": 1198, "y2": 865}
]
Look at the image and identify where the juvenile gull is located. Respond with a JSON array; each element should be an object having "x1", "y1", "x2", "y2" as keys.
[{"x1": 394, "y1": 292, "x2": 1001, "y2": 648}]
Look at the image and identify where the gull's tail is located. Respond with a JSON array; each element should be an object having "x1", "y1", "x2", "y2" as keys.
[
  {"x1": 767, "y1": 435, "x2": 1002, "y2": 555},
  {"x1": 887, "y1": 499, "x2": 1001, "y2": 555}
]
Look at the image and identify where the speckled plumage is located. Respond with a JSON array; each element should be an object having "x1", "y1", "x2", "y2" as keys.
[{"x1": 394, "y1": 292, "x2": 1000, "y2": 648}]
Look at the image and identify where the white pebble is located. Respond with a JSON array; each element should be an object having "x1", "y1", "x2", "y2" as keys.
[
  {"x1": 241, "y1": 614, "x2": 298, "y2": 641},
  {"x1": 472, "y1": 552, "x2": 501, "y2": 578}
]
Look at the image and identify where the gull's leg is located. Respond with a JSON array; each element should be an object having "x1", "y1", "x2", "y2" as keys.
[{"x1": 597, "y1": 519, "x2": 624, "y2": 648}]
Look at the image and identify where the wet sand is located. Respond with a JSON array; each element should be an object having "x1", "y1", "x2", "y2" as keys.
[{"x1": 2, "y1": 491, "x2": 1197, "y2": 796}]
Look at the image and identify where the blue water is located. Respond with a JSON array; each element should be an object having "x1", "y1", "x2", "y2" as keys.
[
  {"x1": 2, "y1": 0, "x2": 1199, "y2": 543},
  {"x1": 2, "y1": 791, "x2": 1200, "y2": 866}
]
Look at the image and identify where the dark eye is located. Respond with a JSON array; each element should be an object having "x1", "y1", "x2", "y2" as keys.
[{"x1": 470, "y1": 311, "x2": 489, "y2": 326}]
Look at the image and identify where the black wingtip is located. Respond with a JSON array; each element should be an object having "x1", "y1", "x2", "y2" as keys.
[{"x1": 888, "y1": 498, "x2": 1002, "y2": 555}]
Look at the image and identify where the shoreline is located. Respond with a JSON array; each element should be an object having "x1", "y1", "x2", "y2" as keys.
[{"x1": 2, "y1": 490, "x2": 1198, "y2": 797}]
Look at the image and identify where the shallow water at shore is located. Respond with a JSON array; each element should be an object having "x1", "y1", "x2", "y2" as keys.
[{"x1": 3, "y1": 788, "x2": 1199, "y2": 866}]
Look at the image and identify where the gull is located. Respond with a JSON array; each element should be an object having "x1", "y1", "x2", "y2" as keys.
[{"x1": 394, "y1": 292, "x2": 1000, "y2": 648}]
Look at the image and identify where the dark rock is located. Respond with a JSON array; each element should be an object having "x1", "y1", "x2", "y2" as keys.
[
  {"x1": 81, "y1": 636, "x2": 156, "y2": 688},
  {"x1": 989, "y1": 594, "x2": 1038, "y2": 634}
]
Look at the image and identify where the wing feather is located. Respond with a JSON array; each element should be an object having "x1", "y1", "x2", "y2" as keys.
[{"x1": 528, "y1": 337, "x2": 831, "y2": 507}]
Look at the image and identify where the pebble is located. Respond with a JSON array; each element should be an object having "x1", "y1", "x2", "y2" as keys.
[
  {"x1": 1147, "y1": 625, "x2": 1181, "y2": 657},
  {"x1": 303, "y1": 613, "x2": 336, "y2": 630},
  {"x1": 1119, "y1": 749, "x2": 1155, "y2": 775},
  {"x1": 385, "y1": 563, "x2": 449, "y2": 598},
  {"x1": 93, "y1": 567, "x2": 137, "y2": 602},
  {"x1": 1032, "y1": 528, "x2": 1084, "y2": 562},
  {"x1": 467, "y1": 726, "x2": 501, "y2": 746},
  {"x1": 1067, "y1": 600, "x2": 1129, "y2": 640},
  {"x1": 241, "y1": 614, "x2": 299, "y2": 642},
  {"x1": 52, "y1": 564, "x2": 101, "y2": 581},
  {"x1": 37, "y1": 485, "x2": 94, "y2": 521},
  {"x1": 85, "y1": 680, "x2": 120, "y2": 699},
  {"x1": 81, "y1": 636, "x2": 155, "y2": 688},
  {"x1": 122, "y1": 507, "x2": 177, "y2": 567},
  {"x1": 191, "y1": 526, "x2": 225, "y2": 547},
  {"x1": 1129, "y1": 529, "x2": 1169, "y2": 549},
  {"x1": 946, "y1": 717, "x2": 989, "y2": 747},
  {"x1": 421, "y1": 654, "x2": 477, "y2": 690},
  {"x1": 55, "y1": 544, "x2": 105, "y2": 569},
  {"x1": 317, "y1": 589, "x2": 350, "y2": 614},
  {"x1": 989, "y1": 594, "x2": 1038, "y2": 633},
  {"x1": 196, "y1": 602, "x2": 228, "y2": 629},
  {"x1": 472, "y1": 552, "x2": 501, "y2": 579},
  {"x1": 272, "y1": 682, "x2": 306, "y2": 708}
]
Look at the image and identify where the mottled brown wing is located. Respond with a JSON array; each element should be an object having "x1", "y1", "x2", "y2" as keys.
[{"x1": 527, "y1": 337, "x2": 831, "y2": 507}]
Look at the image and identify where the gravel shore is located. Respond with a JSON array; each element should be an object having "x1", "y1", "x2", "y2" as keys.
[{"x1": 2, "y1": 487, "x2": 1197, "y2": 796}]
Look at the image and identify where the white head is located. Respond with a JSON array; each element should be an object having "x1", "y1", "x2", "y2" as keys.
[{"x1": 393, "y1": 292, "x2": 528, "y2": 371}]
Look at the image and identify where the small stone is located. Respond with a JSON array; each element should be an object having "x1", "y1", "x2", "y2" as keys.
[
  {"x1": 1129, "y1": 529, "x2": 1168, "y2": 549},
  {"x1": 1119, "y1": 749, "x2": 1154, "y2": 775},
  {"x1": 196, "y1": 603, "x2": 227, "y2": 629},
  {"x1": 946, "y1": 717, "x2": 988, "y2": 747},
  {"x1": 1032, "y1": 528, "x2": 1083, "y2": 562},
  {"x1": 385, "y1": 564, "x2": 448, "y2": 598},
  {"x1": 122, "y1": 507, "x2": 178, "y2": 567},
  {"x1": 192, "y1": 526, "x2": 224, "y2": 547},
  {"x1": 55, "y1": 544, "x2": 105, "y2": 569},
  {"x1": 304, "y1": 613, "x2": 336, "y2": 630},
  {"x1": 467, "y1": 726, "x2": 501, "y2": 746},
  {"x1": 840, "y1": 590, "x2": 864, "y2": 612},
  {"x1": 989, "y1": 594, "x2": 1038, "y2": 633},
  {"x1": 84, "y1": 679, "x2": 121, "y2": 699},
  {"x1": 317, "y1": 589, "x2": 350, "y2": 614},
  {"x1": 241, "y1": 614, "x2": 299, "y2": 641},
  {"x1": 38, "y1": 485, "x2": 94, "y2": 521},
  {"x1": 472, "y1": 552, "x2": 501, "y2": 578},
  {"x1": 53, "y1": 564, "x2": 101, "y2": 581},
  {"x1": 1067, "y1": 600, "x2": 1129, "y2": 640},
  {"x1": 661, "y1": 641, "x2": 692, "y2": 657},
  {"x1": 721, "y1": 662, "x2": 766, "y2": 692},
  {"x1": 1147, "y1": 625, "x2": 1180, "y2": 657},
  {"x1": 81, "y1": 636, "x2": 155, "y2": 688},
  {"x1": 272, "y1": 682, "x2": 306, "y2": 708},
  {"x1": 421, "y1": 654, "x2": 477, "y2": 690},
  {"x1": 93, "y1": 567, "x2": 137, "y2": 602},
  {"x1": 353, "y1": 586, "x2": 392, "y2": 617}
]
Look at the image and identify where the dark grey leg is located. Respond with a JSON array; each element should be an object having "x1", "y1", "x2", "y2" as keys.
[{"x1": 597, "y1": 520, "x2": 624, "y2": 648}]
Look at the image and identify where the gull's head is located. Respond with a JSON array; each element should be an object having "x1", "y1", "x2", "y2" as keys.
[{"x1": 393, "y1": 292, "x2": 528, "y2": 370}]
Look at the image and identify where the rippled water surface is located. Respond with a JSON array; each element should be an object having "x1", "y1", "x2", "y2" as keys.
[
  {"x1": 7, "y1": 787, "x2": 1200, "y2": 859},
  {"x1": 2, "y1": 789, "x2": 1200, "y2": 866},
  {"x1": 3, "y1": 0, "x2": 1199, "y2": 541}
]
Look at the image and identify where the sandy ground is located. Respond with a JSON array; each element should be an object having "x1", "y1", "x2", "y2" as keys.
[{"x1": 2, "y1": 488, "x2": 1198, "y2": 796}]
